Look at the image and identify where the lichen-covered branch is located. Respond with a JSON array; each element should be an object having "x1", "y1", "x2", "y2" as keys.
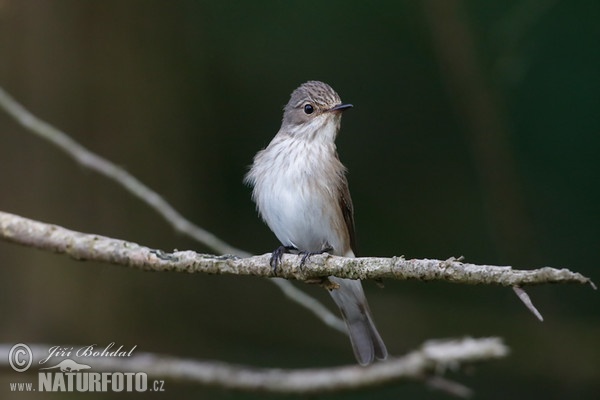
[
  {"x1": 0, "y1": 211, "x2": 594, "y2": 289},
  {"x1": 0, "y1": 338, "x2": 508, "y2": 394}
]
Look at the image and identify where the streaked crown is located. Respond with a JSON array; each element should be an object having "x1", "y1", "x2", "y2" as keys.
[
  {"x1": 282, "y1": 81, "x2": 349, "y2": 128},
  {"x1": 286, "y1": 81, "x2": 341, "y2": 111}
]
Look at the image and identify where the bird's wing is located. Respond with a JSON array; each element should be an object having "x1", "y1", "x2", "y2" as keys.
[{"x1": 339, "y1": 175, "x2": 358, "y2": 256}]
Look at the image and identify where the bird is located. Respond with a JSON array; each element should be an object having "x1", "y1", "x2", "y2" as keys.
[{"x1": 244, "y1": 80, "x2": 388, "y2": 365}]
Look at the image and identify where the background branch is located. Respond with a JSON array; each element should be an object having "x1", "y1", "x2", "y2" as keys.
[{"x1": 0, "y1": 337, "x2": 508, "y2": 394}]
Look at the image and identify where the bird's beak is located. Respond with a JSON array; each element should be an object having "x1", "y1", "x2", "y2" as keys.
[{"x1": 329, "y1": 103, "x2": 353, "y2": 113}]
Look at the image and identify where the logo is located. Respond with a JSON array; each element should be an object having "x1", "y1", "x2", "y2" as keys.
[
  {"x1": 8, "y1": 343, "x2": 32, "y2": 373},
  {"x1": 7, "y1": 343, "x2": 165, "y2": 393},
  {"x1": 39, "y1": 359, "x2": 91, "y2": 372}
]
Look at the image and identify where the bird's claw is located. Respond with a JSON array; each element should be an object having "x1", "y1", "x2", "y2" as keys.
[
  {"x1": 269, "y1": 245, "x2": 297, "y2": 274},
  {"x1": 298, "y1": 246, "x2": 333, "y2": 270}
]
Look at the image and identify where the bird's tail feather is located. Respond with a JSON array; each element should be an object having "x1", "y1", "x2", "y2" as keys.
[{"x1": 328, "y1": 277, "x2": 388, "y2": 365}]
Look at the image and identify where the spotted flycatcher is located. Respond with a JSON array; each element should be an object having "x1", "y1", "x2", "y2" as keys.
[{"x1": 245, "y1": 80, "x2": 388, "y2": 365}]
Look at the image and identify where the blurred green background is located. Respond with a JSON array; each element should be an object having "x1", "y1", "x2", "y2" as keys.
[{"x1": 0, "y1": 1, "x2": 598, "y2": 398}]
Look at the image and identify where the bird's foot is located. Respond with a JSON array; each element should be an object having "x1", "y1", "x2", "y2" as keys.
[
  {"x1": 270, "y1": 245, "x2": 297, "y2": 274},
  {"x1": 298, "y1": 246, "x2": 333, "y2": 269}
]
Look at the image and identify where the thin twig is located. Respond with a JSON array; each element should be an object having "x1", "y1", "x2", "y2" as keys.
[
  {"x1": 270, "y1": 278, "x2": 348, "y2": 333},
  {"x1": 512, "y1": 286, "x2": 544, "y2": 321}
]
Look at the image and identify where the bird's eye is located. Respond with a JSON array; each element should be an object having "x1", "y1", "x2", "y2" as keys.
[{"x1": 303, "y1": 104, "x2": 314, "y2": 114}]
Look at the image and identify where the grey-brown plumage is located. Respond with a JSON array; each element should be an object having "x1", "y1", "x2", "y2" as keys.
[{"x1": 245, "y1": 81, "x2": 388, "y2": 365}]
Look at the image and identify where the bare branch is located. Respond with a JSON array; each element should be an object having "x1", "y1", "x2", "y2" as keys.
[
  {"x1": 0, "y1": 338, "x2": 508, "y2": 394},
  {"x1": 0, "y1": 211, "x2": 595, "y2": 289}
]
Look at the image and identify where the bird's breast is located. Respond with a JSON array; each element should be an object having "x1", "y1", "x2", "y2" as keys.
[{"x1": 249, "y1": 139, "x2": 348, "y2": 254}]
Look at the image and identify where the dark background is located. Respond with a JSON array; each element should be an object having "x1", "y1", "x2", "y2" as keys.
[{"x1": 0, "y1": 1, "x2": 598, "y2": 398}]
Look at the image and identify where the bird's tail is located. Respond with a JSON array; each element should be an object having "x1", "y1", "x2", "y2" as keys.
[{"x1": 328, "y1": 277, "x2": 388, "y2": 365}]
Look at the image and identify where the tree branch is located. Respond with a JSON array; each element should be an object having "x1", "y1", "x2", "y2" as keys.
[
  {"x1": 0, "y1": 211, "x2": 594, "y2": 289},
  {"x1": 0, "y1": 337, "x2": 508, "y2": 394}
]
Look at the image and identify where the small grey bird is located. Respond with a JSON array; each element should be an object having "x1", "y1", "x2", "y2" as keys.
[{"x1": 245, "y1": 80, "x2": 388, "y2": 365}]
